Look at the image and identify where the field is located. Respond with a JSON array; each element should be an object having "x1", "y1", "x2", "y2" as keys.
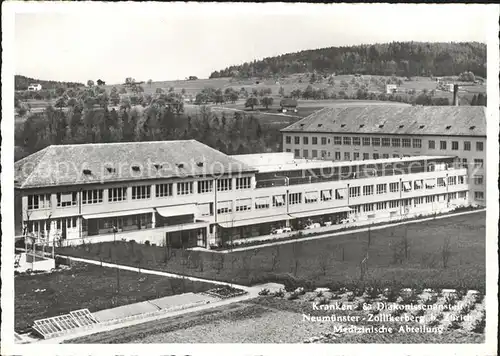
[
  {"x1": 67, "y1": 293, "x2": 485, "y2": 344},
  {"x1": 57, "y1": 211, "x2": 486, "y2": 292},
  {"x1": 101, "y1": 74, "x2": 485, "y2": 100},
  {"x1": 14, "y1": 262, "x2": 218, "y2": 332}
]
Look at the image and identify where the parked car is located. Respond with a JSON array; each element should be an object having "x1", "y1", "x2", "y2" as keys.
[
  {"x1": 271, "y1": 227, "x2": 293, "y2": 234},
  {"x1": 304, "y1": 222, "x2": 321, "y2": 230}
]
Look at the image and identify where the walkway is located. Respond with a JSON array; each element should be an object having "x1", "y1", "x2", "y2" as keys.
[{"x1": 212, "y1": 209, "x2": 485, "y2": 253}]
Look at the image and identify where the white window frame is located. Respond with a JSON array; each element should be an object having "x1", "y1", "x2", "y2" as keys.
[
  {"x1": 217, "y1": 178, "x2": 232, "y2": 192},
  {"x1": 132, "y1": 185, "x2": 151, "y2": 200},
  {"x1": 197, "y1": 180, "x2": 213, "y2": 194},
  {"x1": 108, "y1": 187, "x2": 127, "y2": 202},
  {"x1": 156, "y1": 183, "x2": 173, "y2": 198},
  {"x1": 236, "y1": 177, "x2": 251, "y2": 190},
  {"x1": 82, "y1": 189, "x2": 103, "y2": 205}
]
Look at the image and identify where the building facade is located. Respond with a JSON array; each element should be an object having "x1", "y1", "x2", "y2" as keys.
[
  {"x1": 281, "y1": 106, "x2": 486, "y2": 206},
  {"x1": 15, "y1": 140, "x2": 471, "y2": 249}
]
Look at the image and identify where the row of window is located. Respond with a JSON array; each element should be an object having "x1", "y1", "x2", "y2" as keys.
[
  {"x1": 215, "y1": 189, "x2": 345, "y2": 214},
  {"x1": 27, "y1": 178, "x2": 253, "y2": 210},
  {"x1": 286, "y1": 135, "x2": 484, "y2": 152},
  {"x1": 291, "y1": 148, "x2": 486, "y2": 164},
  {"x1": 214, "y1": 189, "x2": 471, "y2": 216},
  {"x1": 348, "y1": 176, "x2": 467, "y2": 198},
  {"x1": 26, "y1": 172, "x2": 472, "y2": 211},
  {"x1": 25, "y1": 217, "x2": 78, "y2": 233},
  {"x1": 290, "y1": 149, "x2": 485, "y2": 168},
  {"x1": 350, "y1": 192, "x2": 468, "y2": 213}
]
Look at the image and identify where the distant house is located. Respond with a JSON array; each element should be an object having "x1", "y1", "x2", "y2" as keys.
[
  {"x1": 446, "y1": 83, "x2": 455, "y2": 92},
  {"x1": 386, "y1": 84, "x2": 397, "y2": 94},
  {"x1": 27, "y1": 84, "x2": 42, "y2": 91},
  {"x1": 279, "y1": 98, "x2": 298, "y2": 113}
]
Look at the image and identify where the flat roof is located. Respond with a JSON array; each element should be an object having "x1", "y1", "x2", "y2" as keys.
[
  {"x1": 251, "y1": 155, "x2": 457, "y2": 174},
  {"x1": 232, "y1": 152, "x2": 294, "y2": 167}
]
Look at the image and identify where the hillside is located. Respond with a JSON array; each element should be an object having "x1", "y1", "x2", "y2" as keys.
[
  {"x1": 209, "y1": 42, "x2": 486, "y2": 79},
  {"x1": 15, "y1": 75, "x2": 84, "y2": 91}
]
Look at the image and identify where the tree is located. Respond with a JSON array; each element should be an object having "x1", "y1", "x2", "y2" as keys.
[
  {"x1": 214, "y1": 89, "x2": 225, "y2": 105},
  {"x1": 441, "y1": 236, "x2": 452, "y2": 268},
  {"x1": 470, "y1": 94, "x2": 477, "y2": 106},
  {"x1": 260, "y1": 96, "x2": 273, "y2": 109},
  {"x1": 291, "y1": 240, "x2": 302, "y2": 277},
  {"x1": 318, "y1": 250, "x2": 331, "y2": 276},
  {"x1": 17, "y1": 104, "x2": 28, "y2": 116},
  {"x1": 245, "y1": 97, "x2": 259, "y2": 110},
  {"x1": 303, "y1": 85, "x2": 314, "y2": 100},
  {"x1": 120, "y1": 97, "x2": 131, "y2": 112},
  {"x1": 279, "y1": 87, "x2": 285, "y2": 97},
  {"x1": 110, "y1": 88, "x2": 120, "y2": 106},
  {"x1": 291, "y1": 89, "x2": 302, "y2": 99},
  {"x1": 458, "y1": 71, "x2": 475, "y2": 82},
  {"x1": 309, "y1": 72, "x2": 317, "y2": 84},
  {"x1": 256, "y1": 123, "x2": 262, "y2": 139},
  {"x1": 476, "y1": 93, "x2": 486, "y2": 106},
  {"x1": 87, "y1": 80, "x2": 94, "y2": 87},
  {"x1": 125, "y1": 77, "x2": 135, "y2": 86},
  {"x1": 55, "y1": 96, "x2": 67, "y2": 110},
  {"x1": 269, "y1": 245, "x2": 280, "y2": 272},
  {"x1": 229, "y1": 91, "x2": 238, "y2": 103},
  {"x1": 55, "y1": 87, "x2": 65, "y2": 97}
]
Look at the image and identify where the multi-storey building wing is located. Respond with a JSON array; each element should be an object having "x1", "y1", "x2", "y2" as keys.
[
  {"x1": 15, "y1": 140, "x2": 472, "y2": 249},
  {"x1": 280, "y1": 105, "x2": 486, "y2": 205}
]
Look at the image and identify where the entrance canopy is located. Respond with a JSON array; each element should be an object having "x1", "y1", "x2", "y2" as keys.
[
  {"x1": 218, "y1": 214, "x2": 293, "y2": 229},
  {"x1": 82, "y1": 208, "x2": 154, "y2": 220},
  {"x1": 289, "y1": 206, "x2": 351, "y2": 219},
  {"x1": 162, "y1": 221, "x2": 209, "y2": 232},
  {"x1": 156, "y1": 204, "x2": 197, "y2": 218}
]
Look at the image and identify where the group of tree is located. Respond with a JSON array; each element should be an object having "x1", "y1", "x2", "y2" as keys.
[
  {"x1": 209, "y1": 42, "x2": 486, "y2": 79},
  {"x1": 458, "y1": 71, "x2": 477, "y2": 82},
  {"x1": 244, "y1": 96, "x2": 274, "y2": 110},
  {"x1": 470, "y1": 93, "x2": 487, "y2": 106},
  {"x1": 16, "y1": 93, "x2": 273, "y2": 159},
  {"x1": 194, "y1": 87, "x2": 239, "y2": 105},
  {"x1": 15, "y1": 75, "x2": 84, "y2": 91}
]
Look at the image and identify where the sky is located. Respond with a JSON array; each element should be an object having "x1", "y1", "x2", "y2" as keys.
[{"x1": 13, "y1": 3, "x2": 491, "y2": 84}]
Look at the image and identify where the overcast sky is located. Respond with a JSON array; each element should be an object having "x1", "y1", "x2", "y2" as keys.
[{"x1": 13, "y1": 3, "x2": 490, "y2": 84}]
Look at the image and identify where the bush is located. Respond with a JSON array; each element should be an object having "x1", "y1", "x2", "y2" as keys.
[
  {"x1": 258, "y1": 288, "x2": 270, "y2": 296},
  {"x1": 144, "y1": 240, "x2": 150, "y2": 246},
  {"x1": 55, "y1": 255, "x2": 71, "y2": 267},
  {"x1": 384, "y1": 287, "x2": 399, "y2": 302},
  {"x1": 365, "y1": 286, "x2": 382, "y2": 300},
  {"x1": 273, "y1": 289, "x2": 285, "y2": 298}
]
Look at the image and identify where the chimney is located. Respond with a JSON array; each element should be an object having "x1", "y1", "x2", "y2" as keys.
[{"x1": 452, "y1": 84, "x2": 459, "y2": 106}]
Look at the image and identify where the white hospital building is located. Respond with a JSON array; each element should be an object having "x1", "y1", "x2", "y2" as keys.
[
  {"x1": 281, "y1": 105, "x2": 486, "y2": 206},
  {"x1": 15, "y1": 139, "x2": 473, "y2": 249}
]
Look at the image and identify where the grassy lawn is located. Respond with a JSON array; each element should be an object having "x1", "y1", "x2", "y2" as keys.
[
  {"x1": 57, "y1": 211, "x2": 486, "y2": 292},
  {"x1": 14, "y1": 262, "x2": 218, "y2": 333}
]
